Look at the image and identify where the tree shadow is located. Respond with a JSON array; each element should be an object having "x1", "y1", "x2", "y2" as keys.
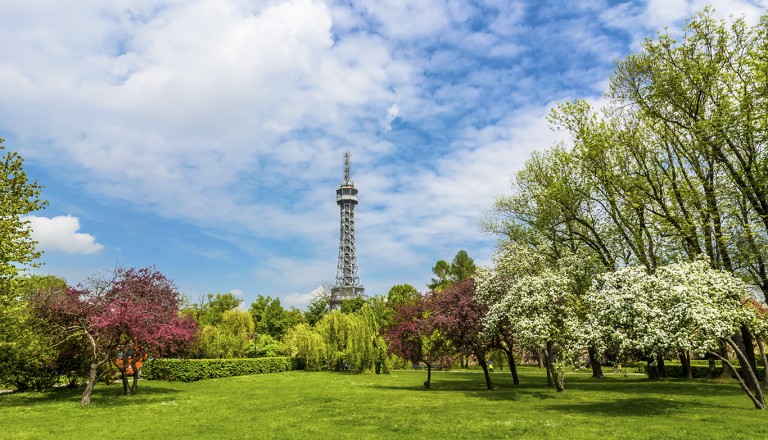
[
  {"x1": 0, "y1": 383, "x2": 183, "y2": 408},
  {"x1": 544, "y1": 396, "x2": 706, "y2": 417}
]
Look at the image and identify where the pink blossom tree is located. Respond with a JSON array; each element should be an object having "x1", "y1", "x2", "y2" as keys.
[
  {"x1": 429, "y1": 279, "x2": 495, "y2": 390},
  {"x1": 32, "y1": 267, "x2": 196, "y2": 405},
  {"x1": 383, "y1": 295, "x2": 452, "y2": 389}
]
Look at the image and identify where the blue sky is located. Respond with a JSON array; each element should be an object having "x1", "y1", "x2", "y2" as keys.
[{"x1": 2, "y1": 0, "x2": 766, "y2": 309}]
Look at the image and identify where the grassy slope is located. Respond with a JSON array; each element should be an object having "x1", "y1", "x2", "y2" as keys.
[{"x1": 1, "y1": 367, "x2": 766, "y2": 439}]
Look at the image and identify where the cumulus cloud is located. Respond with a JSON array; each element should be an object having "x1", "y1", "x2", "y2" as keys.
[{"x1": 25, "y1": 215, "x2": 104, "y2": 255}]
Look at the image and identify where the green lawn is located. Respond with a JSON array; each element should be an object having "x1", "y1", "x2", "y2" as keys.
[{"x1": 1, "y1": 367, "x2": 766, "y2": 439}]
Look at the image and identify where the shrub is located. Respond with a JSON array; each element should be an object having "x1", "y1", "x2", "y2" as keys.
[
  {"x1": 634, "y1": 360, "x2": 764, "y2": 380},
  {"x1": 142, "y1": 357, "x2": 292, "y2": 382}
]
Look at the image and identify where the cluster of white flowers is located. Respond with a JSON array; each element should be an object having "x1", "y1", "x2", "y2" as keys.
[
  {"x1": 477, "y1": 243, "x2": 584, "y2": 372},
  {"x1": 585, "y1": 258, "x2": 758, "y2": 358},
  {"x1": 479, "y1": 243, "x2": 764, "y2": 374}
]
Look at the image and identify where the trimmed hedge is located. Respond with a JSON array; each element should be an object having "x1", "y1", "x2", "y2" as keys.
[{"x1": 142, "y1": 357, "x2": 292, "y2": 382}]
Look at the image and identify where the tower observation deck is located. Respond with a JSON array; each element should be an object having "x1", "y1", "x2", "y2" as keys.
[{"x1": 330, "y1": 151, "x2": 365, "y2": 309}]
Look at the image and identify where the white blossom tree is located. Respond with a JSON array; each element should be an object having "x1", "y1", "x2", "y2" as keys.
[
  {"x1": 586, "y1": 259, "x2": 768, "y2": 409},
  {"x1": 478, "y1": 245, "x2": 584, "y2": 392}
]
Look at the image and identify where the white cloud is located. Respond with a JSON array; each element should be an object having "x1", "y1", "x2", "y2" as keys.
[
  {"x1": 283, "y1": 286, "x2": 326, "y2": 309},
  {"x1": 25, "y1": 215, "x2": 104, "y2": 255}
]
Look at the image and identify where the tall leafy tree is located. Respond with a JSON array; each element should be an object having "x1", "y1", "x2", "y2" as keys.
[{"x1": 0, "y1": 140, "x2": 46, "y2": 346}]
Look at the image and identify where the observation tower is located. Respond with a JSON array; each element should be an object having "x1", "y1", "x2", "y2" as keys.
[{"x1": 330, "y1": 151, "x2": 365, "y2": 309}]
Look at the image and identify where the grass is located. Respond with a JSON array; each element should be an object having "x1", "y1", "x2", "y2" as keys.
[{"x1": 2, "y1": 367, "x2": 767, "y2": 439}]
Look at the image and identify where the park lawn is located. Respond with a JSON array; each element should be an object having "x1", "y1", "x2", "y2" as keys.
[{"x1": 1, "y1": 367, "x2": 767, "y2": 439}]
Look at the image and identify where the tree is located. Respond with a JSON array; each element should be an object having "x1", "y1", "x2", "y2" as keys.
[
  {"x1": 31, "y1": 267, "x2": 197, "y2": 404},
  {"x1": 480, "y1": 247, "x2": 584, "y2": 392},
  {"x1": 0, "y1": 140, "x2": 46, "y2": 344},
  {"x1": 0, "y1": 275, "x2": 75, "y2": 391},
  {"x1": 249, "y1": 295, "x2": 293, "y2": 339},
  {"x1": 383, "y1": 295, "x2": 452, "y2": 389},
  {"x1": 192, "y1": 292, "x2": 242, "y2": 326},
  {"x1": 430, "y1": 279, "x2": 494, "y2": 390},
  {"x1": 586, "y1": 258, "x2": 768, "y2": 409},
  {"x1": 386, "y1": 284, "x2": 420, "y2": 308},
  {"x1": 427, "y1": 250, "x2": 477, "y2": 291}
]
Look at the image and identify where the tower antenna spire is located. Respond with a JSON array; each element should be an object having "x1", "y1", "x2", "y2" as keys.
[{"x1": 330, "y1": 150, "x2": 365, "y2": 309}]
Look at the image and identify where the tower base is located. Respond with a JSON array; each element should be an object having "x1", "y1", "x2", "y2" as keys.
[{"x1": 329, "y1": 286, "x2": 366, "y2": 310}]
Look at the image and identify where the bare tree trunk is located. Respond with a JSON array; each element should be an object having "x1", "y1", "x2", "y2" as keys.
[
  {"x1": 424, "y1": 364, "x2": 432, "y2": 390},
  {"x1": 130, "y1": 360, "x2": 139, "y2": 395}
]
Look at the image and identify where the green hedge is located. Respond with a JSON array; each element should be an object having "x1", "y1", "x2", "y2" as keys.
[
  {"x1": 635, "y1": 361, "x2": 764, "y2": 380},
  {"x1": 142, "y1": 357, "x2": 292, "y2": 382}
]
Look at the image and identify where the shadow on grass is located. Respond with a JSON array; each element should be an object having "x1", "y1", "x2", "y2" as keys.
[
  {"x1": 0, "y1": 383, "x2": 183, "y2": 408},
  {"x1": 544, "y1": 396, "x2": 706, "y2": 416}
]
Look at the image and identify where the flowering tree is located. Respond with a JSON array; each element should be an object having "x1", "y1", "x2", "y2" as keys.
[
  {"x1": 32, "y1": 267, "x2": 197, "y2": 405},
  {"x1": 430, "y1": 279, "x2": 494, "y2": 390},
  {"x1": 478, "y1": 243, "x2": 590, "y2": 391},
  {"x1": 586, "y1": 259, "x2": 768, "y2": 409},
  {"x1": 383, "y1": 295, "x2": 452, "y2": 389}
]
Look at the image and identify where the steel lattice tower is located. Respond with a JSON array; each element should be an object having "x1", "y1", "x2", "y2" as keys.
[{"x1": 330, "y1": 151, "x2": 365, "y2": 309}]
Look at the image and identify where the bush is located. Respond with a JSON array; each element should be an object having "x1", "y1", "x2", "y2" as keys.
[{"x1": 142, "y1": 357, "x2": 292, "y2": 382}]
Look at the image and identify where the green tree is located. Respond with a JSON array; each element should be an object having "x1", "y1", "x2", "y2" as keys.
[
  {"x1": 0, "y1": 140, "x2": 46, "y2": 343},
  {"x1": 427, "y1": 250, "x2": 477, "y2": 291},
  {"x1": 0, "y1": 275, "x2": 73, "y2": 391},
  {"x1": 249, "y1": 295, "x2": 296, "y2": 339}
]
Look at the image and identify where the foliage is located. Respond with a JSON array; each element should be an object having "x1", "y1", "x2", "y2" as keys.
[
  {"x1": 195, "y1": 308, "x2": 254, "y2": 359},
  {"x1": 189, "y1": 292, "x2": 241, "y2": 326},
  {"x1": 249, "y1": 295, "x2": 303, "y2": 339},
  {"x1": 141, "y1": 357, "x2": 292, "y2": 382},
  {"x1": 304, "y1": 295, "x2": 329, "y2": 326},
  {"x1": 30, "y1": 267, "x2": 197, "y2": 404},
  {"x1": 427, "y1": 250, "x2": 477, "y2": 291},
  {"x1": 0, "y1": 140, "x2": 46, "y2": 352},
  {"x1": 479, "y1": 246, "x2": 585, "y2": 392},
  {"x1": 314, "y1": 305, "x2": 382, "y2": 373},
  {"x1": 586, "y1": 258, "x2": 768, "y2": 408},
  {"x1": 429, "y1": 279, "x2": 494, "y2": 389},
  {"x1": 246, "y1": 334, "x2": 288, "y2": 358},
  {"x1": 283, "y1": 323, "x2": 326, "y2": 371},
  {"x1": 382, "y1": 294, "x2": 452, "y2": 388},
  {"x1": 0, "y1": 275, "x2": 73, "y2": 391}
]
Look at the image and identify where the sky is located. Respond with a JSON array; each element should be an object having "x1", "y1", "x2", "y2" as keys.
[{"x1": 2, "y1": 0, "x2": 767, "y2": 309}]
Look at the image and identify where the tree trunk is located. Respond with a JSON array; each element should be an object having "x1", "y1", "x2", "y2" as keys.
[
  {"x1": 646, "y1": 357, "x2": 659, "y2": 381},
  {"x1": 121, "y1": 370, "x2": 130, "y2": 395},
  {"x1": 424, "y1": 364, "x2": 432, "y2": 390},
  {"x1": 130, "y1": 359, "x2": 140, "y2": 395},
  {"x1": 537, "y1": 350, "x2": 545, "y2": 369},
  {"x1": 588, "y1": 346, "x2": 604, "y2": 379},
  {"x1": 81, "y1": 354, "x2": 110, "y2": 406},
  {"x1": 545, "y1": 343, "x2": 564, "y2": 392},
  {"x1": 679, "y1": 351, "x2": 692, "y2": 379},
  {"x1": 740, "y1": 326, "x2": 758, "y2": 377},
  {"x1": 657, "y1": 356, "x2": 666, "y2": 378},
  {"x1": 478, "y1": 354, "x2": 493, "y2": 390},
  {"x1": 707, "y1": 354, "x2": 718, "y2": 379},
  {"x1": 505, "y1": 349, "x2": 520, "y2": 385},
  {"x1": 719, "y1": 341, "x2": 734, "y2": 378}
]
